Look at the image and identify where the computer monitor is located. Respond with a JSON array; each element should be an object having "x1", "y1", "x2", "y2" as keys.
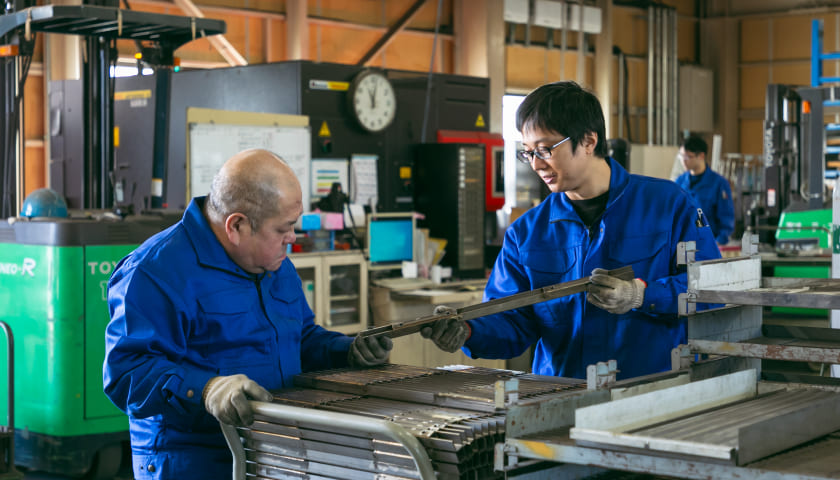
[{"x1": 366, "y1": 212, "x2": 415, "y2": 271}]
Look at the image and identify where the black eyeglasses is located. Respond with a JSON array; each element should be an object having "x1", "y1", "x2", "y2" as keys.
[{"x1": 516, "y1": 137, "x2": 570, "y2": 164}]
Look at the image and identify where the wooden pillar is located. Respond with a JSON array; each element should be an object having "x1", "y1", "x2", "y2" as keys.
[
  {"x1": 454, "y1": 0, "x2": 505, "y2": 133},
  {"x1": 594, "y1": 0, "x2": 613, "y2": 139},
  {"x1": 286, "y1": 0, "x2": 309, "y2": 60}
]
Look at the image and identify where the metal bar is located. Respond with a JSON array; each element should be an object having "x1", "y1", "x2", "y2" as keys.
[
  {"x1": 222, "y1": 402, "x2": 435, "y2": 479},
  {"x1": 358, "y1": 266, "x2": 634, "y2": 339},
  {"x1": 692, "y1": 288, "x2": 840, "y2": 309},
  {"x1": 690, "y1": 339, "x2": 840, "y2": 363},
  {"x1": 572, "y1": 369, "x2": 757, "y2": 433},
  {"x1": 357, "y1": 0, "x2": 427, "y2": 66}
]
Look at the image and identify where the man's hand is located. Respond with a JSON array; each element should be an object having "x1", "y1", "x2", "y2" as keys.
[
  {"x1": 588, "y1": 268, "x2": 646, "y2": 314},
  {"x1": 420, "y1": 306, "x2": 470, "y2": 353},
  {"x1": 348, "y1": 335, "x2": 393, "y2": 367},
  {"x1": 202, "y1": 374, "x2": 273, "y2": 427}
]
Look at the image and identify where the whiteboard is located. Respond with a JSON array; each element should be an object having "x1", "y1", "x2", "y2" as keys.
[{"x1": 187, "y1": 123, "x2": 312, "y2": 212}]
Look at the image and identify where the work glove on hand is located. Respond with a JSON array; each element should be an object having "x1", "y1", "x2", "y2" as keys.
[
  {"x1": 202, "y1": 374, "x2": 273, "y2": 427},
  {"x1": 587, "y1": 268, "x2": 646, "y2": 314},
  {"x1": 420, "y1": 305, "x2": 471, "y2": 353},
  {"x1": 348, "y1": 335, "x2": 393, "y2": 367}
]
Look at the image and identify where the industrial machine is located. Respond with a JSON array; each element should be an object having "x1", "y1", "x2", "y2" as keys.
[
  {"x1": 0, "y1": 2, "x2": 223, "y2": 476},
  {"x1": 50, "y1": 61, "x2": 492, "y2": 216},
  {"x1": 414, "y1": 143, "x2": 487, "y2": 279}
]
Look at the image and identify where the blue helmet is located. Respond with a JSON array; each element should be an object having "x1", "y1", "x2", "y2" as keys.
[{"x1": 20, "y1": 188, "x2": 69, "y2": 218}]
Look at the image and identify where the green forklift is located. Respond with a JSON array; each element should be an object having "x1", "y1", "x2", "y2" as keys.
[
  {"x1": 0, "y1": 208, "x2": 179, "y2": 477},
  {"x1": 0, "y1": 3, "x2": 224, "y2": 476}
]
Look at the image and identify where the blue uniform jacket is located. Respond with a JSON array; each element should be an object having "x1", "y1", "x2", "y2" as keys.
[
  {"x1": 675, "y1": 168, "x2": 735, "y2": 244},
  {"x1": 463, "y1": 159, "x2": 721, "y2": 380},
  {"x1": 103, "y1": 197, "x2": 353, "y2": 479}
]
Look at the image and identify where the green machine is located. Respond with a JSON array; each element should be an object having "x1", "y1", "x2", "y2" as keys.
[
  {"x1": 774, "y1": 208, "x2": 832, "y2": 316},
  {"x1": 0, "y1": 214, "x2": 178, "y2": 477}
]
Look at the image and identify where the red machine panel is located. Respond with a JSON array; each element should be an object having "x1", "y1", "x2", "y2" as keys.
[{"x1": 436, "y1": 129, "x2": 505, "y2": 211}]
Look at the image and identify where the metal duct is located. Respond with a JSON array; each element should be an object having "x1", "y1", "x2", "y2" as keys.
[{"x1": 646, "y1": 5, "x2": 678, "y2": 145}]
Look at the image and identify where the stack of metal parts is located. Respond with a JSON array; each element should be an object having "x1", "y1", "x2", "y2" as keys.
[{"x1": 235, "y1": 364, "x2": 587, "y2": 479}]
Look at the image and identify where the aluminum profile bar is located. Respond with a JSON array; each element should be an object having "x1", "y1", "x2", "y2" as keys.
[
  {"x1": 221, "y1": 401, "x2": 436, "y2": 480},
  {"x1": 359, "y1": 266, "x2": 634, "y2": 339},
  {"x1": 573, "y1": 369, "x2": 757, "y2": 434},
  {"x1": 690, "y1": 338, "x2": 840, "y2": 363},
  {"x1": 693, "y1": 277, "x2": 840, "y2": 309}
]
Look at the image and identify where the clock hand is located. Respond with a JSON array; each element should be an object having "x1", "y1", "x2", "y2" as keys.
[{"x1": 369, "y1": 85, "x2": 377, "y2": 109}]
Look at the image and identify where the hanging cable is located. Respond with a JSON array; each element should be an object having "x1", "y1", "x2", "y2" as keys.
[{"x1": 420, "y1": 0, "x2": 444, "y2": 144}]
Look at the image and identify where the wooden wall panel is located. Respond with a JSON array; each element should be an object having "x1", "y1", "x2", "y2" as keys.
[
  {"x1": 740, "y1": 65, "x2": 769, "y2": 109},
  {"x1": 772, "y1": 62, "x2": 810, "y2": 85},
  {"x1": 627, "y1": 59, "x2": 647, "y2": 113},
  {"x1": 314, "y1": 0, "x2": 451, "y2": 28},
  {"x1": 506, "y1": 45, "x2": 551, "y2": 91},
  {"x1": 246, "y1": 16, "x2": 266, "y2": 64},
  {"x1": 314, "y1": 25, "x2": 381, "y2": 65},
  {"x1": 267, "y1": 18, "x2": 286, "y2": 63},
  {"x1": 677, "y1": 16, "x2": 696, "y2": 63},
  {"x1": 772, "y1": 15, "x2": 811, "y2": 61},
  {"x1": 739, "y1": 118, "x2": 763, "y2": 155},
  {"x1": 613, "y1": 8, "x2": 647, "y2": 56},
  {"x1": 23, "y1": 147, "x2": 45, "y2": 197},
  {"x1": 377, "y1": 36, "x2": 453, "y2": 73},
  {"x1": 316, "y1": 0, "x2": 388, "y2": 25},
  {"x1": 23, "y1": 75, "x2": 44, "y2": 141},
  {"x1": 741, "y1": 18, "x2": 769, "y2": 62},
  {"x1": 663, "y1": 0, "x2": 695, "y2": 15}
]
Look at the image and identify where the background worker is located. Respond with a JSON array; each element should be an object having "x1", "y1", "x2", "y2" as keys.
[
  {"x1": 675, "y1": 135, "x2": 736, "y2": 245},
  {"x1": 103, "y1": 149, "x2": 392, "y2": 479},
  {"x1": 422, "y1": 81, "x2": 721, "y2": 380}
]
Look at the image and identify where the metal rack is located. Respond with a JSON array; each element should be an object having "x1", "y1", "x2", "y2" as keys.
[{"x1": 495, "y1": 243, "x2": 840, "y2": 479}]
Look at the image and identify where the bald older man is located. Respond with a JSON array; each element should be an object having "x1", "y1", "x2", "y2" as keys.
[{"x1": 103, "y1": 149, "x2": 391, "y2": 479}]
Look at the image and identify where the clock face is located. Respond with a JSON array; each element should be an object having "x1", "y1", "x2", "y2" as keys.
[{"x1": 350, "y1": 71, "x2": 397, "y2": 133}]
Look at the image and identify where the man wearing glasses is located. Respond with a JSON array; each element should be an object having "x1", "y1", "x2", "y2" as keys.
[{"x1": 421, "y1": 81, "x2": 721, "y2": 380}]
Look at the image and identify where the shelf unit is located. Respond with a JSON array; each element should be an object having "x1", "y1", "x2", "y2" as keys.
[{"x1": 290, "y1": 251, "x2": 368, "y2": 335}]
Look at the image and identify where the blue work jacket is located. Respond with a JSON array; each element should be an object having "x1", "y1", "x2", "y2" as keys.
[
  {"x1": 103, "y1": 197, "x2": 353, "y2": 479},
  {"x1": 675, "y1": 168, "x2": 735, "y2": 244},
  {"x1": 464, "y1": 159, "x2": 721, "y2": 380}
]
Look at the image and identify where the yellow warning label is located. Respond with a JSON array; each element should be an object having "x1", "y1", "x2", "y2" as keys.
[
  {"x1": 114, "y1": 89, "x2": 152, "y2": 101},
  {"x1": 309, "y1": 80, "x2": 349, "y2": 91},
  {"x1": 399, "y1": 166, "x2": 411, "y2": 179},
  {"x1": 114, "y1": 126, "x2": 120, "y2": 147},
  {"x1": 319, "y1": 121, "x2": 332, "y2": 137},
  {"x1": 475, "y1": 113, "x2": 486, "y2": 128}
]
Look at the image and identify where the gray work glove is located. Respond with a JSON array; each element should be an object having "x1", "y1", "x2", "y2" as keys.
[
  {"x1": 348, "y1": 335, "x2": 393, "y2": 367},
  {"x1": 420, "y1": 305, "x2": 471, "y2": 353},
  {"x1": 587, "y1": 268, "x2": 646, "y2": 314},
  {"x1": 202, "y1": 374, "x2": 273, "y2": 427}
]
